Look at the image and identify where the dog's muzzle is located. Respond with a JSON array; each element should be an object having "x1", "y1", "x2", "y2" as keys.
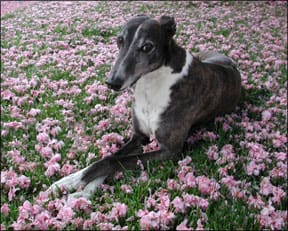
[{"x1": 105, "y1": 77, "x2": 123, "y2": 91}]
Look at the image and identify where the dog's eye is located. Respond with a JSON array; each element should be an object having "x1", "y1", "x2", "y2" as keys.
[
  {"x1": 117, "y1": 36, "x2": 124, "y2": 48},
  {"x1": 140, "y1": 43, "x2": 154, "y2": 53}
]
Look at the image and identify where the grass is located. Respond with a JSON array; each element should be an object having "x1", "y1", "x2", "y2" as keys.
[{"x1": 82, "y1": 26, "x2": 121, "y2": 43}]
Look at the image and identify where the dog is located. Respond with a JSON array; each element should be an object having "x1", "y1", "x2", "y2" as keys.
[{"x1": 49, "y1": 15, "x2": 241, "y2": 198}]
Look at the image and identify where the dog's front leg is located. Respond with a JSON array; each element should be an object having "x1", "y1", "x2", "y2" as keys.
[
  {"x1": 48, "y1": 133, "x2": 148, "y2": 197},
  {"x1": 66, "y1": 146, "x2": 174, "y2": 199},
  {"x1": 80, "y1": 144, "x2": 176, "y2": 183}
]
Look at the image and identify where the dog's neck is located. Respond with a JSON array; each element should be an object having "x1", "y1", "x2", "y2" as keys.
[{"x1": 164, "y1": 39, "x2": 187, "y2": 73}]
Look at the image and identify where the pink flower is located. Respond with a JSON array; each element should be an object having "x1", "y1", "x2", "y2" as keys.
[
  {"x1": 146, "y1": 196, "x2": 157, "y2": 209},
  {"x1": 1, "y1": 203, "x2": 10, "y2": 216},
  {"x1": 114, "y1": 171, "x2": 123, "y2": 180},
  {"x1": 196, "y1": 218, "x2": 204, "y2": 230},
  {"x1": 185, "y1": 172, "x2": 197, "y2": 188},
  {"x1": 98, "y1": 222, "x2": 114, "y2": 230},
  {"x1": 28, "y1": 108, "x2": 41, "y2": 117},
  {"x1": 91, "y1": 211, "x2": 107, "y2": 223},
  {"x1": 177, "y1": 166, "x2": 193, "y2": 183},
  {"x1": 39, "y1": 146, "x2": 54, "y2": 158},
  {"x1": 71, "y1": 217, "x2": 84, "y2": 228},
  {"x1": 36, "y1": 132, "x2": 50, "y2": 144},
  {"x1": 158, "y1": 194, "x2": 170, "y2": 211},
  {"x1": 246, "y1": 142, "x2": 269, "y2": 162},
  {"x1": 216, "y1": 144, "x2": 235, "y2": 165},
  {"x1": 70, "y1": 197, "x2": 92, "y2": 214},
  {"x1": 33, "y1": 211, "x2": 50, "y2": 230},
  {"x1": 50, "y1": 126, "x2": 62, "y2": 137},
  {"x1": 172, "y1": 196, "x2": 186, "y2": 213},
  {"x1": 4, "y1": 121, "x2": 23, "y2": 130},
  {"x1": 83, "y1": 219, "x2": 93, "y2": 230},
  {"x1": 221, "y1": 175, "x2": 236, "y2": 185},
  {"x1": 182, "y1": 193, "x2": 209, "y2": 211},
  {"x1": 17, "y1": 175, "x2": 31, "y2": 188},
  {"x1": 1, "y1": 224, "x2": 6, "y2": 230},
  {"x1": 60, "y1": 163, "x2": 75, "y2": 176},
  {"x1": 8, "y1": 186, "x2": 17, "y2": 201},
  {"x1": 270, "y1": 161, "x2": 287, "y2": 179},
  {"x1": 176, "y1": 219, "x2": 193, "y2": 231},
  {"x1": 57, "y1": 206, "x2": 74, "y2": 223},
  {"x1": 274, "y1": 152, "x2": 286, "y2": 161},
  {"x1": 139, "y1": 211, "x2": 160, "y2": 230},
  {"x1": 196, "y1": 176, "x2": 211, "y2": 195},
  {"x1": 260, "y1": 177, "x2": 273, "y2": 196},
  {"x1": 246, "y1": 161, "x2": 265, "y2": 176},
  {"x1": 206, "y1": 145, "x2": 219, "y2": 160},
  {"x1": 1, "y1": 89, "x2": 15, "y2": 100},
  {"x1": 10, "y1": 221, "x2": 27, "y2": 230},
  {"x1": 196, "y1": 176, "x2": 220, "y2": 199},
  {"x1": 203, "y1": 131, "x2": 218, "y2": 141},
  {"x1": 248, "y1": 195, "x2": 265, "y2": 209},
  {"x1": 109, "y1": 202, "x2": 128, "y2": 221},
  {"x1": 143, "y1": 139, "x2": 160, "y2": 153},
  {"x1": 18, "y1": 200, "x2": 32, "y2": 220},
  {"x1": 178, "y1": 156, "x2": 192, "y2": 167},
  {"x1": 138, "y1": 171, "x2": 148, "y2": 182},
  {"x1": 159, "y1": 210, "x2": 175, "y2": 227},
  {"x1": 257, "y1": 201, "x2": 286, "y2": 230},
  {"x1": 262, "y1": 110, "x2": 272, "y2": 121},
  {"x1": 222, "y1": 122, "x2": 232, "y2": 131},
  {"x1": 35, "y1": 191, "x2": 50, "y2": 204},
  {"x1": 137, "y1": 209, "x2": 149, "y2": 218},
  {"x1": 120, "y1": 184, "x2": 133, "y2": 194},
  {"x1": 44, "y1": 162, "x2": 60, "y2": 177},
  {"x1": 167, "y1": 179, "x2": 180, "y2": 190},
  {"x1": 271, "y1": 187, "x2": 286, "y2": 205}
]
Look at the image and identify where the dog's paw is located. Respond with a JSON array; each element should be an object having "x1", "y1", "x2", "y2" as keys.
[
  {"x1": 48, "y1": 170, "x2": 86, "y2": 193},
  {"x1": 67, "y1": 175, "x2": 107, "y2": 199}
]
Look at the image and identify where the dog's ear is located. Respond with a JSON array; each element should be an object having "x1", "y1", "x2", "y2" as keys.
[{"x1": 159, "y1": 15, "x2": 176, "y2": 38}]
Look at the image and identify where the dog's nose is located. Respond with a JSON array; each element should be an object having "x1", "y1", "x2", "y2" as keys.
[{"x1": 105, "y1": 78, "x2": 122, "y2": 91}]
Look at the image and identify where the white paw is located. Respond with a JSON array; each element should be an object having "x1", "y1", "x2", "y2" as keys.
[
  {"x1": 48, "y1": 168, "x2": 88, "y2": 193},
  {"x1": 68, "y1": 175, "x2": 107, "y2": 199}
]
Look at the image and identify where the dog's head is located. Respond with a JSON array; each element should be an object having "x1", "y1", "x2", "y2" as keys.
[{"x1": 106, "y1": 15, "x2": 176, "y2": 91}]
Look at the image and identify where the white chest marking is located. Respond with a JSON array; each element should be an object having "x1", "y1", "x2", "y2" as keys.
[{"x1": 134, "y1": 50, "x2": 193, "y2": 136}]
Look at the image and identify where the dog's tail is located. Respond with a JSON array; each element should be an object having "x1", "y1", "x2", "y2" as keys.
[{"x1": 194, "y1": 51, "x2": 237, "y2": 69}]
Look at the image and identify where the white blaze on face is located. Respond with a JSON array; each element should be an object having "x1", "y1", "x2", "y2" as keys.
[
  {"x1": 134, "y1": 50, "x2": 193, "y2": 136},
  {"x1": 119, "y1": 25, "x2": 144, "y2": 91}
]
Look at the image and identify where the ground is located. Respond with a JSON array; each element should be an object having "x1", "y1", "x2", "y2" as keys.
[{"x1": 0, "y1": 1, "x2": 287, "y2": 230}]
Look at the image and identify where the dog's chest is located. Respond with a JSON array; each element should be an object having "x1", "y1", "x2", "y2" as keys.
[
  {"x1": 133, "y1": 51, "x2": 192, "y2": 136},
  {"x1": 134, "y1": 67, "x2": 181, "y2": 136}
]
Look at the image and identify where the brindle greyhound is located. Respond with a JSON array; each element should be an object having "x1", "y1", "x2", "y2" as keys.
[{"x1": 49, "y1": 15, "x2": 241, "y2": 198}]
